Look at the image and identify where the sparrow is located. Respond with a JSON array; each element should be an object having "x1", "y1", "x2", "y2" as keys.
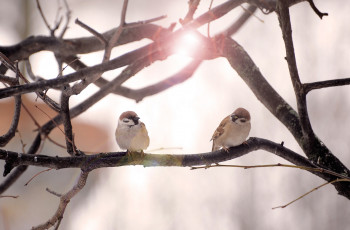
[
  {"x1": 211, "y1": 107, "x2": 251, "y2": 152},
  {"x1": 115, "y1": 111, "x2": 150, "y2": 152}
]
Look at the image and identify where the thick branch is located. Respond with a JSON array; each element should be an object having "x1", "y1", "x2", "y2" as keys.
[
  {"x1": 0, "y1": 0, "x2": 243, "y2": 72},
  {"x1": 0, "y1": 137, "x2": 312, "y2": 169},
  {"x1": 0, "y1": 137, "x2": 344, "y2": 186},
  {"x1": 0, "y1": 24, "x2": 171, "y2": 67}
]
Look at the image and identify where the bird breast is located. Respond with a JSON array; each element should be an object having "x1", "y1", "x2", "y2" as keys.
[{"x1": 222, "y1": 121, "x2": 251, "y2": 147}]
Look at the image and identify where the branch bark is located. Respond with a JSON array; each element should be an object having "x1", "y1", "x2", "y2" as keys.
[{"x1": 0, "y1": 137, "x2": 346, "y2": 190}]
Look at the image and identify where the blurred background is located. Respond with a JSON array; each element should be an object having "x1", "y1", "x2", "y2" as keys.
[{"x1": 0, "y1": 0, "x2": 350, "y2": 229}]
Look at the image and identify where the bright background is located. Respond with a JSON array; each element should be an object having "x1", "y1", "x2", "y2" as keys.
[{"x1": 0, "y1": 0, "x2": 350, "y2": 229}]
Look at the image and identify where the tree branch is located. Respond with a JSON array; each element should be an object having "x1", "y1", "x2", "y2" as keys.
[
  {"x1": 32, "y1": 170, "x2": 89, "y2": 230},
  {"x1": 0, "y1": 68, "x2": 21, "y2": 147},
  {"x1": 180, "y1": 0, "x2": 201, "y2": 25},
  {"x1": 60, "y1": 92, "x2": 77, "y2": 155},
  {"x1": 0, "y1": 137, "x2": 336, "y2": 178},
  {"x1": 304, "y1": 77, "x2": 350, "y2": 93},
  {"x1": 276, "y1": 0, "x2": 314, "y2": 142},
  {"x1": 224, "y1": 4, "x2": 258, "y2": 36}
]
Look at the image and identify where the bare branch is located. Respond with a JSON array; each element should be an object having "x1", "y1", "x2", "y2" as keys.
[
  {"x1": 0, "y1": 137, "x2": 332, "y2": 176},
  {"x1": 276, "y1": 0, "x2": 319, "y2": 159},
  {"x1": 75, "y1": 18, "x2": 107, "y2": 45},
  {"x1": 24, "y1": 169, "x2": 52, "y2": 186},
  {"x1": 0, "y1": 66, "x2": 21, "y2": 147},
  {"x1": 248, "y1": 0, "x2": 327, "y2": 18},
  {"x1": 224, "y1": 4, "x2": 258, "y2": 36},
  {"x1": 306, "y1": 0, "x2": 328, "y2": 19},
  {"x1": 102, "y1": 0, "x2": 129, "y2": 62},
  {"x1": 187, "y1": 0, "x2": 244, "y2": 29},
  {"x1": 126, "y1": 15, "x2": 167, "y2": 28},
  {"x1": 0, "y1": 94, "x2": 21, "y2": 147},
  {"x1": 180, "y1": 0, "x2": 201, "y2": 25},
  {"x1": 0, "y1": 24, "x2": 172, "y2": 65},
  {"x1": 58, "y1": 0, "x2": 72, "y2": 38},
  {"x1": 36, "y1": 0, "x2": 52, "y2": 33},
  {"x1": 304, "y1": 77, "x2": 350, "y2": 93},
  {"x1": 36, "y1": 0, "x2": 62, "y2": 36},
  {"x1": 32, "y1": 171, "x2": 89, "y2": 230},
  {"x1": 0, "y1": 74, "x2": 18, "y2": 85},
  {"x1": 0, "y1": 195, "x2": 19, "y2": 199},
  {"x1": 113, "y1": 59, "x2": 202, "y2": 102},
  {"x1": 272, "y1": 178, "x2": 349, "y2": 209},
  {"x1": 2, "y1": 137, "x2": 350, "y2": 199},
  {"x1": 191, "y1": 163, "x2": 350, "y2": 180},
  {"x1": 60, "y1": 93, "x2": 77, "y2": 155},
  {"x1": 46, "y1": 187, "x2": 62, "y2": 197}
]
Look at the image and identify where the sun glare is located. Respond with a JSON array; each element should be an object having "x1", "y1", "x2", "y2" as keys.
[{"x1": 175, "y1": 32, "x2": 200, "y2": 57}]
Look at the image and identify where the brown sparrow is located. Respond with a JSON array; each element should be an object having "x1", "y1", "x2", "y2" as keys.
[
  {"x1": 115, "y1": 111, "x2": 150, "y2": 152},
  {"x1": 211, "y1": 107, "x2": 251, "y2": 152}
]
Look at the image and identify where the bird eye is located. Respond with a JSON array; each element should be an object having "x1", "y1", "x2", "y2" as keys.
[
  {"x1": 123, "y1": 119, "x2": 130, "y2": 123},
  {"x1": 240, "y1": 118, "x2": 246, "y2": 123}
]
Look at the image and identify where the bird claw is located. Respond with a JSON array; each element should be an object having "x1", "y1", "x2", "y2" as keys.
[{"x1": 222, "y1": 146, "x2": 230, "y2": 153}]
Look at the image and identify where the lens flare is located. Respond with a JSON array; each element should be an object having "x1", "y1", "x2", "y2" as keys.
[{"x1": 175, "y1": 32, "x2": 200, "y2": 57}]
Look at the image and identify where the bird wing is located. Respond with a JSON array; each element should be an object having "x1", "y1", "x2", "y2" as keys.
[{"x1": 210, "y1": 116, "x2": 229, "y2": 141}]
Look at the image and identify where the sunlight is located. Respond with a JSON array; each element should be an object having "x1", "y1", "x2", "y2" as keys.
[{"x1": 174, "y1": 32, "x2": 200, "y2": 57}]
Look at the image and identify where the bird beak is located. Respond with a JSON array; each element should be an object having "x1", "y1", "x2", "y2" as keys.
[
  {"x1": 133, "y1": 116, "x2": 140, "y2": 124},
  {"x1": 231, "y1": 114, "x2": 238, "y2": 122}
]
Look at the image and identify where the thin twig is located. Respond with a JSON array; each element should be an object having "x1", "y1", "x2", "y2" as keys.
[
  {"x1": 306, "y1": 0, "x2": 328, "y2": 19},
  {"x1": 272, "y1": 178, "x2": 350, "y2": 209},
  {"x1": 0, "y1": 195, "x2": 19, "y2": 199},
  {"x1": 207, "y1": 0, "x2": 214, "y2": 37},
  {"x1": 191, "y1": 163, "x2": 350, "y2": 180},
  {"x1": 24, "y1": 168, "x2": 52, "y2": 186},
  {"x1": 126, "y1": 15, "x2": 167, "y2": 28},
  {"x1": 34, "y1": 105, "x2": 65, "y2": 138},
  {"x1": 36, "y1": 0, "x2": 61, "y2": 36},
  {"x1": 36, "y1": 0, "x2": 52, "y2": 32},
  {"x1": 59, "y1": 0, "x2": 72, "y2": 38},
  {"x1": 224, "y1": 4, "x2": 258, "y2": 36},
  {"x1": 16, "y1": 130, "x2": 27, "y2": 153}
]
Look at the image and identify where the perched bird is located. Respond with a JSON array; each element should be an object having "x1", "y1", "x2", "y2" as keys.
[
  {"x1": 211, "y1": 107, "x2": 251, "y2": 152},
  {"x1": 115, "y1": 111, "x2": 150, "y2": 152}
]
